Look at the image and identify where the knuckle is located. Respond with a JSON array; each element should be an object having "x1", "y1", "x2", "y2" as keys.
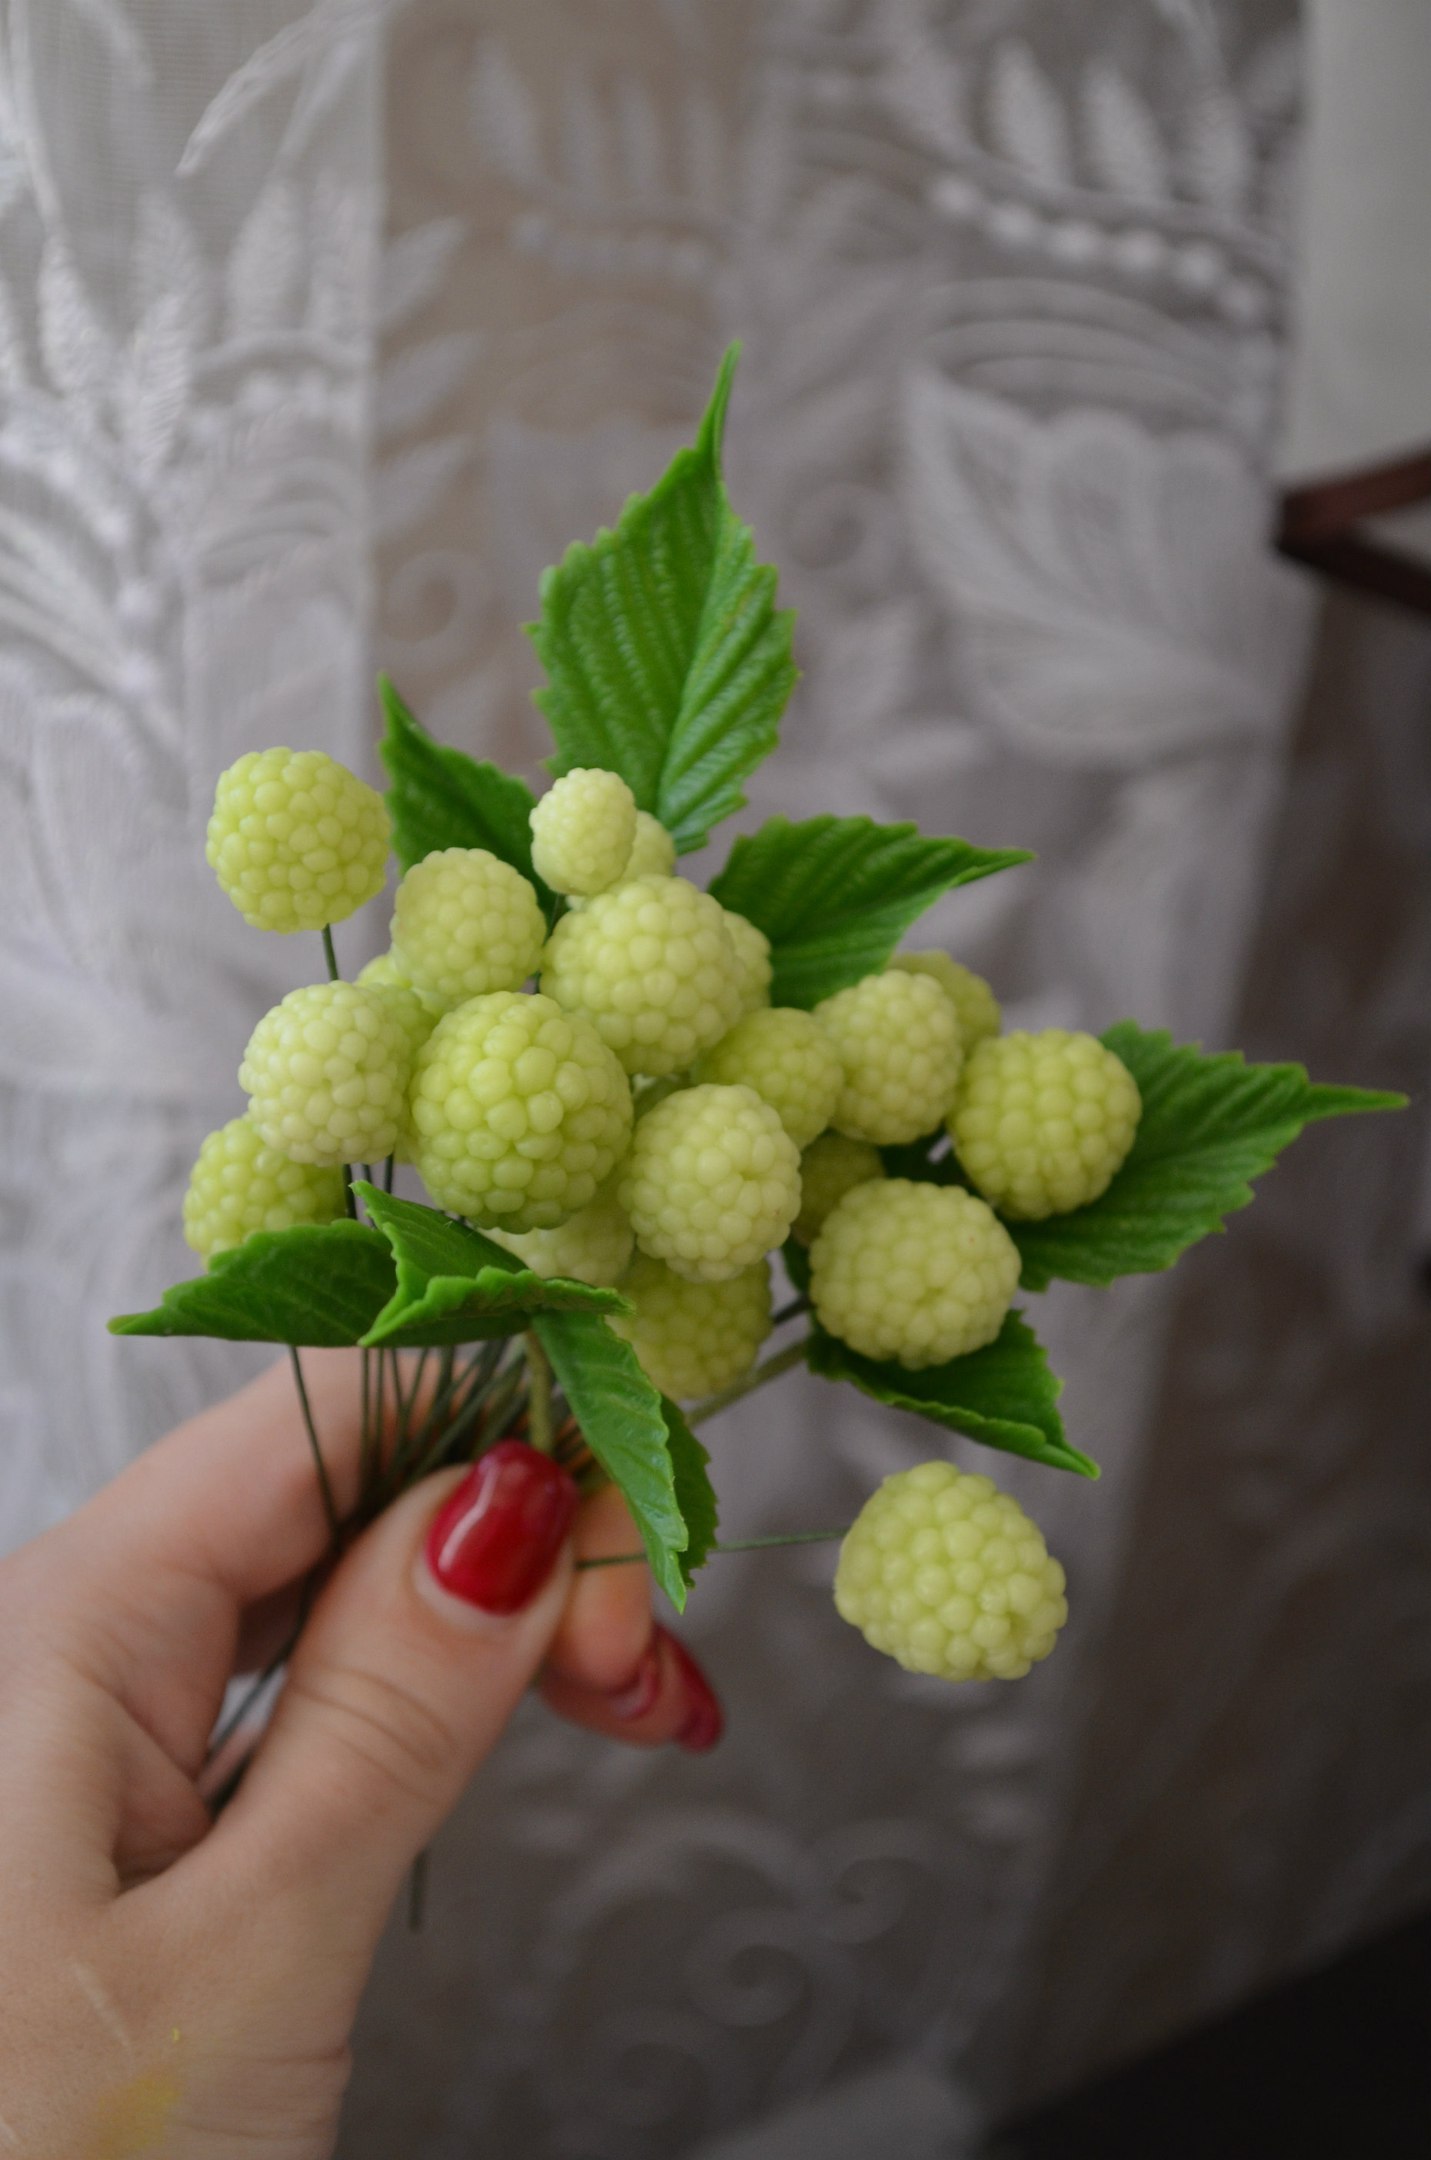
[{"x1": 288, "y1": 1661, "x2": 463, "y2": 1808}]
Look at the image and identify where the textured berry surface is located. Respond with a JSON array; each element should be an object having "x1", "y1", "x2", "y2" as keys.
[
  {"x1": 816, "y1": 970, "x2": 963, "y2": 1144},
  {"x1": 356, "y1": 949, "x2": 446, "y2": 1017},
  {"x1": 410, "y1": 991, "x2": 632, "y2": 1229},
  {"x1": 239, "y1": 982, "x2": 410, "y2": 1166},
  {"x1": 950, "y1": 1029, "x2": 1141, "y2": 1219},
  {"x1": 722, "y1": 909, "x2": 773, "y2": 1014},
  {"x1": 612, "y1": 1254, "x2": 772, "y2": 1400},
  {"x1": 835, "y1": 1461, "x2": 1068, "y2": 1681},
  {"x1": 620, "y1": 1082, "x2": 801, "y2": 1281},
  {"x1": 530, "y1": 768, "x2": 637, "y2": 897},
  {"x1": 793, "y1": 1132, "x2": 885, "y2": 1245},
  {"x1": 693, "y1": 1008, "x2": 842, "y2": 1148},
  {"x1": 541, "y1": 876, "x2": 743, "y2": 1077},
  {"x1": 620, "y1": 810, "x2": 677, "y2": 883},
  {"x1": 183, "y1": 1114, "x2": 345, "y2": 1259},
  {"x1": 489, "y1": 1179, "x2": 633, "y2": 1287},
  {"x1": 354, "y1": 964, "x2": 437, "y2": 1066},
  {"x1": 391, "y1": 847, "x2": 547, "y2": 1006},
  {"x1": 206, "y1": 749, "x2": 389, "y2": 933},
  {"x1": 890, "y1": 951, "x2": 1001, "y2": 1052},
  {"x1": 810, "y1": 1178, "x2": 1019, "y2": 1367}
]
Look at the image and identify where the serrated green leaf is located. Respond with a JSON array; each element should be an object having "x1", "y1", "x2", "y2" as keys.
[
  {"x1": 534, "y1": 1310, "x2": 692, "y2": 1609},
  {"x1": 808, "y1": 1310, "x2": 1095, "y2": 1478},
  {"x1": 1009, "y1": 1024, "x2": 1407, "y2": 1290},
  {"x1": 528, "y1": 345, "x2": 797, "y2": 854},
  {"x1": 663, "y1": 1397, "x2": 718, "y2": 1586},
  {"x1": 109, "y1": 1221, "x2": 396, "y2": 1346},
  {"x1": 378, "y1": 677, "x2": 558, "y2": 921},
  {"x1": 355, "y1": 1185, "x2": 626, "y2": 1347},
  {"x1": 708, "y1": 815, "x2": 1031, "y2": 1009}
]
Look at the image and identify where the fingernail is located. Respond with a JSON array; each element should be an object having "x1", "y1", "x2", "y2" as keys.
[
  {"x1": 424, "y1": 1442, "x2": 577, "y2": 1615},
  {"x1": 605, "y1": 1639, "x2": 663, "y2": 1723},
  {"x1": 657, "y1": 1626, "x2": 725, "y2": 1753}
]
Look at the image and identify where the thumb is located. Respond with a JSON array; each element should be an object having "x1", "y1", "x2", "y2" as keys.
[{"x1": 211, "y1": 1441, "x2": 576, "y2": 1955}]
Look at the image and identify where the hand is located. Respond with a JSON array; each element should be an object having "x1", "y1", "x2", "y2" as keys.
[{"x1": 0, "y1": 1352, "x2": 720, "y2": 2158}]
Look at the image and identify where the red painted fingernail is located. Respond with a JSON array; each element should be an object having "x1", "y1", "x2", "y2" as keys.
[
  {"x1": 424, "y1": 1442, "x2": 577, "y2": 1614},
  {"x1": 657, "y1": 1625, "x2": 725, "y2": 1753},
  {"x1": 605, "y1": 1639, "x2": 663, "y2": 1723}
]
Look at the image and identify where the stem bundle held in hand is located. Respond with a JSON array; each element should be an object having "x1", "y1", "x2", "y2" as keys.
[{"x1": 113, "y1": 346, "x2": 1402, "y2": 1697}]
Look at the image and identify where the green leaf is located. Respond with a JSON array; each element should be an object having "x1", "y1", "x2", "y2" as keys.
[
  {"x1": 708, "y1": 815, "x2": 1032, "y2": 1009},
  {"x1": 528, "y1": 345, "x2": 798, "y2": 853},
  {"x1": 1009, "y1": 1024, "x2": 1408, "y2": 1291},
  {"x1": 533, "y1": 1310, "x2": 693, "y2": 1608},
  {"x1": 109, "y1": 1221, "x2": 396, "y2": 1346},
  {"x1": 807, "y1": 1310, "x2": 1095, "y2": 1479},
  {"x1": 355, "y1": 1185, "x2": 626, "y2": 1347},
  {"x1": 378, "y1": 676, "x2": 558, "y2": 920},
  {"x1": 662, "y1": 1397, "x2": 719, "y2": 1586}
]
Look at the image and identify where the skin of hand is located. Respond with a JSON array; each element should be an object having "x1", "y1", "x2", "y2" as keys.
[{"x1": 0, "y1": 1351, "x2": 720, "y2": 2159}]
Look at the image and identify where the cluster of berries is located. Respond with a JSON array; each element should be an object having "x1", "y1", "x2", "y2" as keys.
[{"x1": 192, "y1": 749, "x2": 1142, "y2": 1684}]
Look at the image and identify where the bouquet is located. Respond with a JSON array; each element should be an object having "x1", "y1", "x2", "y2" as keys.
[{"x1": 112, "y1": 347, "x2": 1400, "y2": 1711}]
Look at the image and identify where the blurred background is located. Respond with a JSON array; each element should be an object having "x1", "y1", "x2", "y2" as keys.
[{"x1": 0, "y1": 1, "x2": 1427, "y2": 2153}]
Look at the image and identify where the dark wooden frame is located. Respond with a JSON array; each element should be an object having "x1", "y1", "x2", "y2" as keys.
[{"x1": 1277, "y1": 445, "x2": 1431, "y2": 615}]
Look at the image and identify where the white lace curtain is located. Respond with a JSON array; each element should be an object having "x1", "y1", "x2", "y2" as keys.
[{"x1": 5, "y1": 6, "x2": 1425, "y2": 2155}]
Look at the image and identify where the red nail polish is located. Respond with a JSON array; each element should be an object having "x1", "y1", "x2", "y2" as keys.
[
  {"x1": 605, "y1": 1640, "x2": 663, "y2": 1723},
  {"x1": 657, "y1": 1626, "x2": 725, "y2": 1753},
  {"x1": 425, "y1": 1442, "x2": 576, "y2": 1614}
]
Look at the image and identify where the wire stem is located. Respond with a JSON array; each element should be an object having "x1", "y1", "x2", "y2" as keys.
[
  {"x1": 577, "y1": 1526, "x2": 849, "y2": 1572},
  {"x1": 289, "y1": 1347, "x2": 342, "y2": 1552},
  {"x1": 525, "y1": 1331, "x2": 554, "y2": 1453},
  {"x1": 322, "y1": 924, "x2": 340, "y2": 981},
  {"x1": 771, "y1": 1295, "x2": 809, "y2": 1327},
  {"x1": 688, "y1": 1335, "x2": 810, "y2": 1427}
]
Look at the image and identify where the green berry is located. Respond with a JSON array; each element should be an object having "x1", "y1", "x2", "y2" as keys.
[
  {"x1": 410, "y1": 991, "x2": 632, "y2": 1229},
  {"x1": 355, "y1": 963, "x2": 438, "y2": 1066},
  {"x1": 621, "y1": 810, "x2": 677, "y2": 882},
  {"x1": 810, "y1": 1178, "x2": 1018, "y2": 1367},
  {"x1": 489, "y1": 1179, "x2": 633, "y2": 1287},
  {"x1": 206, "y1": 748, "x2": 389, "y2": 933},
  {"x1": 722, "y1": 909, "x2": 773, "y2": 1014},
  {"x1": 620, "y1": 1081, "x2": 801, "y2": 1282},
  {"x1": 391, "y1": 847, "x2": 547, "y2": 1007},
  {"x1": 835, "y1": 1461, "x2": 1068, "y2": 1681},
  {"x1": 693, "y1": 1008, "x2": 842, "y2": 1148},
  {"x1": 541, "y1": 876, "x2": 743, "y2": 1077},
  {"x1": 816, "y1": 970, "x2": 963, "y2": 1144},
  {"x1": 183, "y1": 1114, "x2": 345, "y2": 1260},
  {"x1": 949, "y1": 1029, "x2": 1141, "y2": 1219},
  {"x1": 889, "y1": 951, "x2": 1001, "y2": 1051},
  {"x1": 239, "y1": 982, "x2": 411, "y2": 1166},
  {"x1": 792, "y1": 1132, "x2": 885, "y2": 1244},
  {"x1": 530, "y1": 768, "x2": 637, "y2": 897},
  {"x1": 357, "y1": 949, "x2": 446, "y2": 1017},
  {"x1": 612, "y1": 1253, "x2": 772, "y2": 1400}
]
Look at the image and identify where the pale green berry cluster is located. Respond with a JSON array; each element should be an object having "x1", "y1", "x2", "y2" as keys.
[
  {"x1": 620, "y1": 1082, "x2": 801, "y2": 1282},
  {"x1": 239, "y1": 981, "x2": 411, "y2": 1166},
  {"x1": 810, "y1": 1179, "x2": 1020, "y2": 1367},
  {"x1": 183, "y1": 1114, "x2": 345, "y2": 1258},
  {"x1": 391, "y1": 847, "x2": 547, "y2": 1006},
  {"x1": 206, "y1": 749, "x2": 390, "y2": 933},
  {"x1": 889, "y1": 951, "x2": 1000, "y2": 1052},
  {"x1": 612, "y1": 1253, "x2": 773, "y2": 1400},
  {"x1": 542, "y1": 876, "x2": 744, "y2": 1077},
  {"x1": 489, "y1": 1178, "x2": 634, "y2": 1287},
  {"x1": 530, "y1": 768, "x2": 638, "y2": 897},
  {"x1": 835, "y1": 1462, "x2": 1068, "y2": 1680},
  {"x1": 792, "y1": 1132, "x2": 885, "y2": 1245},
  {"x1": 816, "y1": 970, "x2": 963, "y2": 1144},
  {"x1": 693, "y1": 1008, "x2": 842, "y2": 1148},
  {"x1": 410, "y1": 992, "x2": 632, "y2": 1229},
  {"x1": 950, "y1": 1029, "x2": 1141, "y2": 1219}
]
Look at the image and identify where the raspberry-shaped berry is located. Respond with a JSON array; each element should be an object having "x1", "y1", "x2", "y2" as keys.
[
  {"x1": 620, "y1": 1082, "x2": 801, "y2": 1282},
  {"x1": 835, "y1": 1461, "x2": 1068, "y2": 1681},
  {"x1": 410, "y1": 991, "x2": 632, "y2": 1229},
  {"x1": 722, "y1": 909, "x2": 773, "y2": 1014},
  {"x1": 693, "y1": 1008, "x2": 842, "y2": 1149},
  {"x1": 541, "y1": 876, "x2": 743, "y2": 1077},
  {"x1": 239, "y1": 982, "x2": 411, "y2": 1166},
  {"x1": 949, "y1": 1029, "x2": 1141, "y2": 1219},
  {"x1": 793, "y1": 1132, "x2": 885, "y2": 1245},
  {"x1": 357, "y1": 949, "x2": 446, "y2": 1017},
  {"x1": 612, "y1": 1254, "x2": 773, "y2": 1400},
  {"x1": 621, "y1": 810, "x2": 677, "y2": 883},
  {"x1": 816, "y1": 970, "x2": 963, "y2": 1144},
  {"x1": 890, "y1": 951, "x2": 1001, "y2": 1052},
  {"x1": 530, "y1": 768, "x2": 637, "y2": 898},
  {"x1": 489, "y1": 1179, "x2": 634, "y2": 1287},
  {"x1": 354, "y1": 964, "x2": 437, "y2": 1067},
  {"x1": 183, "y1": 1114, "x2": 345, "y2": 1260},
  {"x1": 391, "y1": 847, "x2": 547, "y2": 1007},
  {"x1": 206, "y1": 748, "x2": 390, "y2": 933},
  {"x1": 810, "y1": 1179, "x2": 1019, "y2": 1367}
]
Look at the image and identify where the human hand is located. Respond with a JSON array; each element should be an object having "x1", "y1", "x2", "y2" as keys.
[{"x1": 0, "y1": 1352, "x2": 720, "y2": 2158}]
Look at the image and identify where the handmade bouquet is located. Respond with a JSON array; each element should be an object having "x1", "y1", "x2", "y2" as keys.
[{"x1": 112, "y1": 349, "x2": 1399, "y2": 1704}]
